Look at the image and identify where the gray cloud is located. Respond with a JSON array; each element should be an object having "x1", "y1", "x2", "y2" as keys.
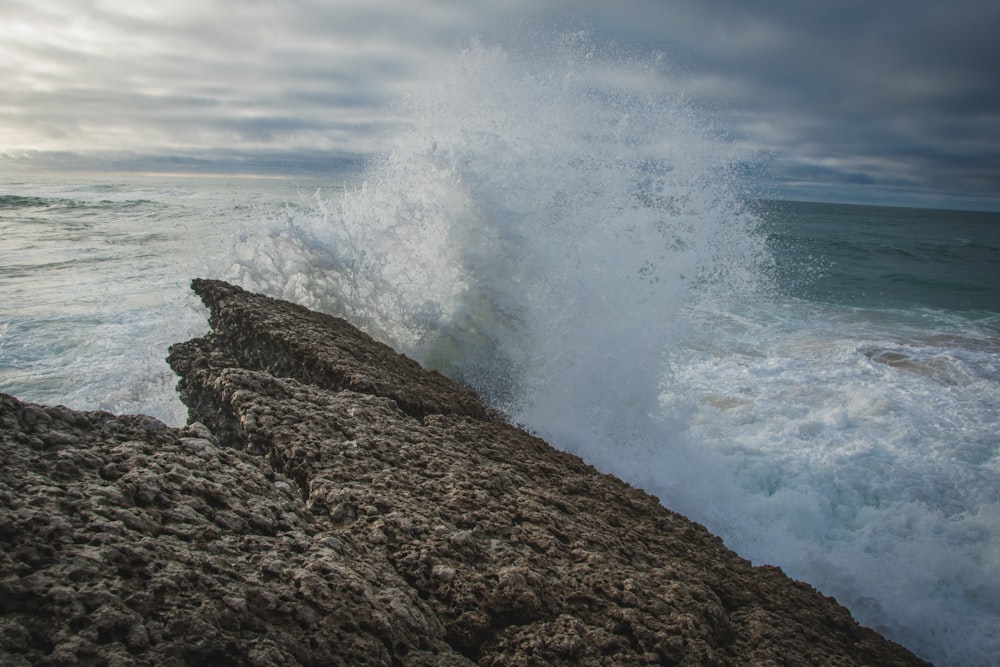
[
  {"x1": 1, "y1": 0, "x2": 998, "y2": 209},
  {"x1": 581, "y1": 0, "x2": 1000, "y2": 207}
]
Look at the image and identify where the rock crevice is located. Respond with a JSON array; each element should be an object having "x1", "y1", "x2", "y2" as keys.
[{"x1": 0, "y1": 279, "x2": 930, "y2": 665}]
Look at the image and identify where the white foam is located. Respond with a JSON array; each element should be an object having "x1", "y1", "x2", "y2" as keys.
[
  {"x1": 0, "y1": 174, "x2": 316, "y2": 425},
  {"x1": 658, "y1": 299, "x2": 1000, "y2": 663},
  {"x1": 220, "y1": 36, "x2": 1000, "y2": 664}
]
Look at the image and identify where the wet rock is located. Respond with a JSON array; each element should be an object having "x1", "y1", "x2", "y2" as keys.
[
  {"x1": 0, "y1": 279, "x2": 929, "y2": 666},
  {"x1": 168, "y1": 278, "x2": 491, "y2": 426}
]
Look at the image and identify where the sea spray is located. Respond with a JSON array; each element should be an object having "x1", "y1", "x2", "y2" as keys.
[
  {"x1": 226, "y1": 36, "x2": 768, "y2": 414},
  {"x1": 222, "y1": 36, "x2": 1000, "y2": 665}
]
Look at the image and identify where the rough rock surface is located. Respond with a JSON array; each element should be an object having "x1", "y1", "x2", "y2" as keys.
[{"x1": 0, "y1": 279, "x2": 929, "y2": 666}]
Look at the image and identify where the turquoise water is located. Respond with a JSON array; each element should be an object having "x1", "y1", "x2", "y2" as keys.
[{"x1": 762, "y1": 199, "x2": 1000, "y2": 313}]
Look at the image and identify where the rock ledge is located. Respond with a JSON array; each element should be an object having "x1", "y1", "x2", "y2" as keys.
[{"x1": 0, "y1": 280, "x2": 929, "y2": 665}]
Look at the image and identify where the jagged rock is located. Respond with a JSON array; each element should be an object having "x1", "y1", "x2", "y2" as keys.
[
  {"x1": 169, "y1": 278, "x2": 491, "y2": 425},
  {"x1": 0, "y1": 279, "x2": 929, "y2": 666},
  {"x1": 0, "y1": 394, "x2": 459, "y2": 666}
]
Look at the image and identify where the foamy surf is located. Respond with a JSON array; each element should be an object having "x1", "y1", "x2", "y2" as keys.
[{"x1": 222, "y1": 37, "x2": 1000, "y2": 664}]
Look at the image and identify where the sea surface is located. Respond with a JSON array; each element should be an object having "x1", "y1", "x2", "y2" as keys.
[{"x1": 3, "y1": 41, "x2": 1000, "y2": 666}]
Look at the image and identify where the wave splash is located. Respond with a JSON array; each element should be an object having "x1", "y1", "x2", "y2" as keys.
[
  {"x1": 223, "y1": 34, "x2": 1000, "y2": 665},
  {"x1": 227, "y1": 35, "x2": 768, "y2": 424}
]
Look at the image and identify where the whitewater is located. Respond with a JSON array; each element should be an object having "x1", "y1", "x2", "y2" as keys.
[{"x1": 2, "y1": 38, "x2": 998, "y2": 665}]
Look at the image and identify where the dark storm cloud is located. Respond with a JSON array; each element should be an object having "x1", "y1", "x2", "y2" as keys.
[
  {"x1": 1, "y1": 0, "x2": 997, "y2": 208},
  {"x1": 597, "y1": 0, "x2": 1000, "y2": 207}
]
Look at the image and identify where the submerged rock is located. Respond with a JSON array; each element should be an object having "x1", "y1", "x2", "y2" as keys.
[{"x1": 0, "y1": 279, "x2": 929, "y2": 665}]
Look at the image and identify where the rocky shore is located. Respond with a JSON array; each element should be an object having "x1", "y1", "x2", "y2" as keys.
[{"x1": 1, "y1": 279, "x2": 929, "y2": 665}]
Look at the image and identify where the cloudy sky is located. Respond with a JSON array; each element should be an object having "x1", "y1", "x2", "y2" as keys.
[{"x1": 2, "y1": 0, "x2": 998, "y2": 210}]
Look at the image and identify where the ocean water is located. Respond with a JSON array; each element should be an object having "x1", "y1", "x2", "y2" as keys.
[
  {"x1": 2, "y1": 39, "x2": 999, "y2": 665},
  {"x1": 0, "y1": 175, "x2": 314, "y2": 422}
]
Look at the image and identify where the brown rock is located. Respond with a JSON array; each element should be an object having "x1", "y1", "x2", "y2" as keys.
[
  {"x1": 168, "y1": 278, "x2": 491, "y2": 426},
  {"x1": 0, "y1": 394, "x2": 458, "y2": 665},
  {"x1": 0, "y1": 279, "x2": 930, "y2": 666}
]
